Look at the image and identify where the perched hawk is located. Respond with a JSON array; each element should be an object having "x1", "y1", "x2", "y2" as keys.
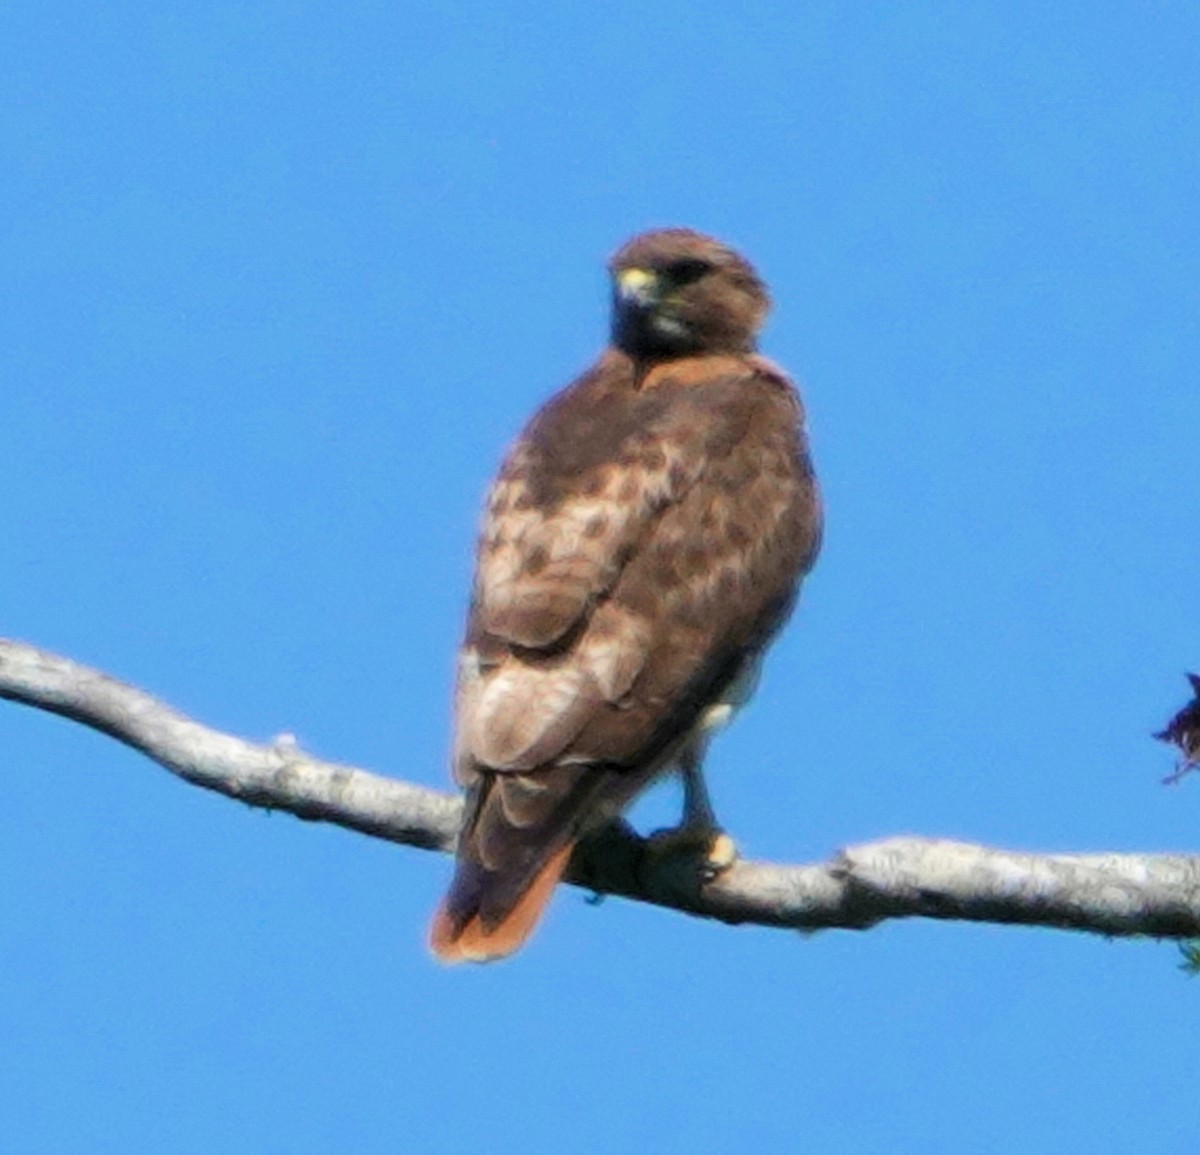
[{"x1": 430, "y1": 228, "x2": 822, "y2": 963}]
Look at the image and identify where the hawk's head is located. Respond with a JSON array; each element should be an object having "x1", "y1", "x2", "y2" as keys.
[{"x1": 608, "y1": 228, "x2": 770, "y2": 359}]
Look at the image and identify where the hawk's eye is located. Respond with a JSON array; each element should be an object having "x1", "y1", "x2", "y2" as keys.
[{"x1": 667, "y1": 258, "x2": 712, "y2": 286}]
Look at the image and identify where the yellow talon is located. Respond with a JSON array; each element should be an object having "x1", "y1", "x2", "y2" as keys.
[{"x1": 704, "y1": 832, "x2": 738, "y2": 875}]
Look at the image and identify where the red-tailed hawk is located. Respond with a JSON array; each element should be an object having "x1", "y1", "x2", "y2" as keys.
[{"x1": 430, "y1": 228, "x2": 822, "y2": 962}]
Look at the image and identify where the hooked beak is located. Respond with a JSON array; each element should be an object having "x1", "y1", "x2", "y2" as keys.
[{"x1": 614, "y1": 266, "x2": 660, "y2": 307}]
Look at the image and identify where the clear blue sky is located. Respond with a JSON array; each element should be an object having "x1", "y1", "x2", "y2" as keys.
[{"x1": 3, "y1": 3, "x2": 1198, "y2": 1152}]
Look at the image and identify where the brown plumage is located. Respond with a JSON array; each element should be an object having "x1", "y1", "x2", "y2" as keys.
[{"x1": 430, "y1": 228, "x2": 822, "y2": 963}]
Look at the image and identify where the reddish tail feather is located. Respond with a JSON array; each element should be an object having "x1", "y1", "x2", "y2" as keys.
[{"x1": 429, "y1": 843, "x2": 575, "y2": 964}]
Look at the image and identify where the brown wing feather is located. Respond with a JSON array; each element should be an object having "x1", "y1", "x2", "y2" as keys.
[{"x1": 437, "y1": 349, "x2": 821, "y2": 955}]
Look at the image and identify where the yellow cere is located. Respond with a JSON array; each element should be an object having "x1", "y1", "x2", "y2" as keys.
[{"x1": 616, "y1": 267, "x2": 658, "y2": 295}]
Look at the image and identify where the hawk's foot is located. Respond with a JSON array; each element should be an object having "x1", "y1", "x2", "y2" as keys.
[
  {"x1": 643, "y1": 824, "x2": 738, "y2": 886},
  {"x1": 702, "y1": 831, "x2": 738, "y2": 880}
]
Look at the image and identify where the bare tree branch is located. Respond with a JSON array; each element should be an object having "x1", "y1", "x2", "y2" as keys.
[{"x1": 3, "y1": 636, "x2": 1199, "y2": 941}]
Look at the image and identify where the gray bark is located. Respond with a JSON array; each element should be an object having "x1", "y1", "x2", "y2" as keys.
[{"x1": 3, "y1": 637, "x2": 1198, "y2": 940}]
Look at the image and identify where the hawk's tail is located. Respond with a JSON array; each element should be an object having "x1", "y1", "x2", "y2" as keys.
[{"x1": 428, "y1": 842, "x2": 575, "y2": 964}]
